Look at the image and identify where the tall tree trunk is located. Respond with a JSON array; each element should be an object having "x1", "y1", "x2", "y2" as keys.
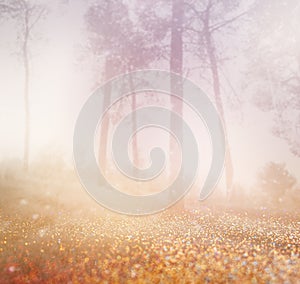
[
  {"x1": 128, "y1": 71, "x2": 139, "y2": 177},
  {"x1": 203, "y1": 10, "x2": 234, "y2": 199},
  {"x1": 99, "y1": 57, "x2": 113, "y2": 174},
  {"x1": 170, "y1": 0, "x2": 184, "y2": 207},
  {"x1": 23, "y1": 7, "x2": 30, "y2": 171}
]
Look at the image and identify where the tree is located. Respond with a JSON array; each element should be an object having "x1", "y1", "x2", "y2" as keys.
[
  {"x1": 169, "y1": 0, "x2": 184, "y2": 177},
  {"x1": 130, "y1": 0, "x2": 249, "y2": 201},
  {"x1": 86, "y1": 1, "x2": 128, "y2": 173},
  {"x1": 258, "y1": 162, "x2": 296, "y2": 205},
  {"x1": 184, "y1": 0, "x2": 248, "y2": 198},
  {"x1": 0, "y1": 0, "x2": 46, "y2": 171},
  {"x1": 86, "y1": 0, "x2": 161, "y2": 174},
  {"x1": 247, "y1": 0, "x2": 300, "y2": 156},
  {"x1": 85, "y1": 0, "x2": 249, "y2": 202}
]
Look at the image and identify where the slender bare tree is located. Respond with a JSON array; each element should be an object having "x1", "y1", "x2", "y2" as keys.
[
  {"x1": 0, "y1": 0, "x2": 46, "y2": 171},
  {"x1": 185, "y1": 0, "x2": 249, "y2": 198}
]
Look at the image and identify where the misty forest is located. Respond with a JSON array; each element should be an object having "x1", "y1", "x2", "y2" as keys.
[{"x1": 0, "y1": 0, "x2": 300, "y2": 283}]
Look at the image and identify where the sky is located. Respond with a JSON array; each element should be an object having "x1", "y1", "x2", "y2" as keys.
[{"x1": 0, "y1": 0, "x2": 299, "y2": 189}]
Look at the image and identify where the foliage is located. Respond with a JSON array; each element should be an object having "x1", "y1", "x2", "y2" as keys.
[
  {"x1": 258, "y1": 162, "x2": 296, "y2": 205},
  {"x1": 247, "y1": 0, "x2": 300, "y2": 156}
]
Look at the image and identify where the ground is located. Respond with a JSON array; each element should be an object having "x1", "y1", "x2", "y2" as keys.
[{"x1": 1, "y1": 202, "x2": 300, "y2": 283}]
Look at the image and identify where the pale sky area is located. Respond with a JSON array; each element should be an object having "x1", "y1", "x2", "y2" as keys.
[{"x1": 0, "y1": 0, "x2": 299, "y2": 190}]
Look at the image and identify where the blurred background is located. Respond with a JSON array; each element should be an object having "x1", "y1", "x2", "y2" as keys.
[{"x1": 0, "y1": 0, "x2": 300, "y2": 211}]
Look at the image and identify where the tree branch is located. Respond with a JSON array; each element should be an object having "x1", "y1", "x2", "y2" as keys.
[
  {"x1": 209, "y1": 10, "x2": 249, "y2": 33},
  {"x1": 28, "y1": 7, "x2": 46, "y2": 31}
]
